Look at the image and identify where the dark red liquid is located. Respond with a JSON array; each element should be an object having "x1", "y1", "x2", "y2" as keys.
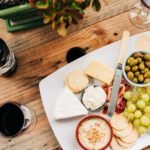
[
  {"x1": 0, "y1": 38, "x2": 18, "y2": 77},
  {"x1": 66, "y1": 47, "x2": 86, "y2": 63},
  {"x1": 0, "y1": 103, "x2": 24, "y2": 137}
]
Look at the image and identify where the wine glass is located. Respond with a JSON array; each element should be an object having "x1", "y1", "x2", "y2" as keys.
[
  {"x1": 0, "y1": 101, "x2": 37, "y2": 138},
  {"x1": 129, "y1": 0, "x2": 150, "y2": 28}
]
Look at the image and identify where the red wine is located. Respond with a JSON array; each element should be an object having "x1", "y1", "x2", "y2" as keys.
[
  {"x1": 0, "y1": 0, "x2": 28, "y2": 10},
  {"x1": 66, "y1": 47, "x2": 86, "y2": 63},
  {"x1": 0, "y1": 38, "x2": 18, "y2": 77},
  {"x1": 0, "y1": 103, "x2": 24, "y2": 137}
]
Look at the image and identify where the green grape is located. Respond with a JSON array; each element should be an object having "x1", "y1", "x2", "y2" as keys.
[
  {"x1": 134, "y1": 110, "x2": 142, "y2": 119},
  {"x1": 124, "y1": 91, "x2": 132, "y2": 100},
  {"x1": 140, "y1": 116, "x2": 150, "y2": 127},
  {"x1": 123, "y1": 110, "x2": 128, "y2": 117},
  {"x1": 133, "y1": 119, "x2": 141, "y2": 127},
  {"x1": 144, "y1": 106, "x2": 150, "y2": 114},
  {"x1": 138, "y1": 126, "x2": 146, "y2": 135},
  {"x1": 131, "y1": 92, "x2": 138, "y2": 102},
  {"x1": 137, "y1": 100, "x2": 146, "y2": 110},
  {"x1": 145, "y1": 113, "x2": 150, "y2": 119},
  {"x1": 126, "y1": 101, "x2": 133, "y2": 106},
  {"x1": 127, "y1": 104, "x2": 136, "y2": 113},
  {"x1": 128, "y1": 113, "x2": 135, "y2": 121},
  {"x1": 141, "y1": 94, "x2": 149, "y2": 103}
]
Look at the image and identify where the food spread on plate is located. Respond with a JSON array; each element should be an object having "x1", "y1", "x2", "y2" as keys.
[
  {"x1": 76, "y1": 115, "x2": 112, "y2": 150},
  {"x1": 123, "y1": 87, "x2": 150, "y2": 135},
  {"x1": 54, "y1": 87, "x2": 88, "y2": 120},
  {"x1": 82, "y1": 86, "x2": 106, "y2": 111},
  {"x1": 124, "y1": 52, "x2": 150, "y2": 84},
  {"x1": 66, "y1": 70, "x2": 89, "y2": 93},
  {"x1": 85, "y1": 61, "x2": 115, "y2": 85},
  {"x1": 53, "y1": 32, "x2": 150, "y2": 149}
]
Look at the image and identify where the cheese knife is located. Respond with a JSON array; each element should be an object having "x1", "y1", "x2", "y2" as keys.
[{"x1": 107, "y1": 31, "x2": 130, "y2": 117}]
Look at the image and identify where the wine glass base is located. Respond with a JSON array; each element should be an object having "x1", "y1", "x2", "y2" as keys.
[{"x1": 129, "y1": 10, "x2": 150, "y2": 28}]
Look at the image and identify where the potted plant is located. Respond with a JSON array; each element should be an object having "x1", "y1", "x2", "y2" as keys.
[{"x1": 0, "y1": 0, "x2": 101, "y2": 36}]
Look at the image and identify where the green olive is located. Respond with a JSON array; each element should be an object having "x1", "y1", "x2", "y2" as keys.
[
  {"x1": 133, "y1": 52, "x2": 143, "y2": 58},
  {"x1": 147, "y1": 71, "x2": 150, "y2": 77},
  {"x1": 145, "y1": 61, "x2": 150, "y2": 68},
  {"x1": 125, "y1": 65, "x2": 131, "y2": 72},
  {"x1": 130, "y1": 59, "x2": 138, "y2": 67},
  {"x1": 141, "y1": 70, "x2": 145, "y2": 74},
  {"x1": 132, "y1": 78, "x2": 138, "y2": 83},
  {"x1": 144, "y1": 54, "x2": 150, "y2": 61},
  {"x1": 139, "y1": 63, "x2": 145, "y2": 70},
  {"x1": 137, "y1": 58, "x2": 142, "y2": 64},
  {"x1": 135, "y1": 71, "x2": 140, "y2": 77},
  {"x1": 128, "y1": 72, "x2": 134, "y2": 80},
  {"x1": 132, "y1": 66, "x2": 138, "y2": 72},
  {"x1": 144, "y1": 78, "x2": 150, "y2": 84},
  {"x1": 127, "y1": 57, "x2": 134, "y2": 64},
  {"x1": 144, "y1": 68, "x2": 149, "y2": 73},
  {"x1": 138, "y1": 74, "x2": 144, "y2": 82},
  {"x1": 144, "y1": 73, "x2": 148, "y2": 78}
]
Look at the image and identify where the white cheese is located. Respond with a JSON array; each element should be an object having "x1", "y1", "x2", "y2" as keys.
[
  {"x1": 54, "y1": 87, "x2": 88, "y2": 120},
  {"x1": 85, "y1": 61, "x2": 115, "y2": 85},
  {"x1": 82, "y1": 86, "x2": 106, "y2": 111}
]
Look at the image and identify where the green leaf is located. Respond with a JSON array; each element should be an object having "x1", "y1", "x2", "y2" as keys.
[
  {"x1": 92, "y1": 0, "x2": 101, "y2": 11},
  {"x1": 36, "y1": 0, "x2": 50, "y2": 9},
  {"x1": 57, "y1": 23, "x2": 67, "y2": 36},
  {"x1": 85, "y1": 0, "x2": 91, "y2": 6}
]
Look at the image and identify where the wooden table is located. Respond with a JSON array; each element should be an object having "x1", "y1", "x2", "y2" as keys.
[{"x1": 0, "y1": 0, "x2": 150, "y2": 149}]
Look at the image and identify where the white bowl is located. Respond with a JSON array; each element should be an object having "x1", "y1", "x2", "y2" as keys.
[{"x1": 122, "y1": 51, "x2": 150, "y2": 87}]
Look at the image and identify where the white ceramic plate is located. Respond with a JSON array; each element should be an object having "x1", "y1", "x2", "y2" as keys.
[{"x1": 39, "y1": 31, "x2": 150, "y2": 150}]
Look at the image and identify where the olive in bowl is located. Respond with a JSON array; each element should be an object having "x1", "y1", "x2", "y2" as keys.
[{"x1": 123, "y1": 51, "x2": 150, "y2": 87}]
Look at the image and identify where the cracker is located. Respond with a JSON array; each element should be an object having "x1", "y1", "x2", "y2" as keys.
[{"x1": 66, "y1": 70, "x2": 89, "y2": 93}]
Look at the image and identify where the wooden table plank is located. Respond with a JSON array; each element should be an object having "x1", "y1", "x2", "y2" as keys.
[
  {"x1": 0, "y1": 3, "x2": 150, "y2": 150},
  {"x1": 0, "y1": 0, "x2": 137, "y2": 53}
]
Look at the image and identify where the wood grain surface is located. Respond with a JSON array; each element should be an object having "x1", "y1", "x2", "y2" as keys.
[{"x1": 0, "y1": 0, "x2": 150, "y2": 149}]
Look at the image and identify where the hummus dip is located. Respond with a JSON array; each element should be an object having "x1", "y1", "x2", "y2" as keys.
[{"x1": 77, "y1": 116, "x2": 112, "y2": 150}]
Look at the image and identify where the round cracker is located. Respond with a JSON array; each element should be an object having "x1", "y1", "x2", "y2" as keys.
[
  {"x1": 66, "y1": 70, "x2": 89, "y2": 93},
  {"x1": 110, "y1": 136, "x2": 127, "y2": 150},
  {"x1": 117, "y1": 138, "x2": 133, "y2": 148},
  {"x1": 121, "y1": 128, "x2": 138, "y2": 143},
  {"x1": 113, "y1": 123, "x2": 133, "y2": 138},
  {"x1": 110, "y1": 114, "x2": 129, "y2": 130}
]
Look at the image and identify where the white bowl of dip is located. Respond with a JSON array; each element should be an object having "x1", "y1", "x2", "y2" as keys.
[{"x1": 76, "y1": 115, "x2": 113, "y2": 150}]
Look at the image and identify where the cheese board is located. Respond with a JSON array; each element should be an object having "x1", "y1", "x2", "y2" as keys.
[{"x1": 39, "y1": 31, "x2": 150, "y2": 150}]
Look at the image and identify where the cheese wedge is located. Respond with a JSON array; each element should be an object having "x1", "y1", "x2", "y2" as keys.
[
  {"x1": 54, "y1": 87, "x2": 88, "y2": 120},
  {"x1": 85, "y1": 61, "x2": 115, "y2": 85}
]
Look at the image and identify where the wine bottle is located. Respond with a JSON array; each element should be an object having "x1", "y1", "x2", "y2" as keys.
[{"x1": 0, "y1": 0, "x2": 28, "y2": 10}]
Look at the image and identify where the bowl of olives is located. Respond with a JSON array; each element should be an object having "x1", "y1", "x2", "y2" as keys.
[{"x1": 123, "y1": 51, "x2": 150, "y2": 87}]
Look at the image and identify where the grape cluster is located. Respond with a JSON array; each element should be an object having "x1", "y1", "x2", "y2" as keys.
[{"x1": 123, "y1": 87, "x2": 150, "y2": 135}]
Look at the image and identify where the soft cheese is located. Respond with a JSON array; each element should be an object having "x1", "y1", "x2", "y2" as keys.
[{"x1": 54, "y1": 87, "x2": 88, "y2": 120}]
